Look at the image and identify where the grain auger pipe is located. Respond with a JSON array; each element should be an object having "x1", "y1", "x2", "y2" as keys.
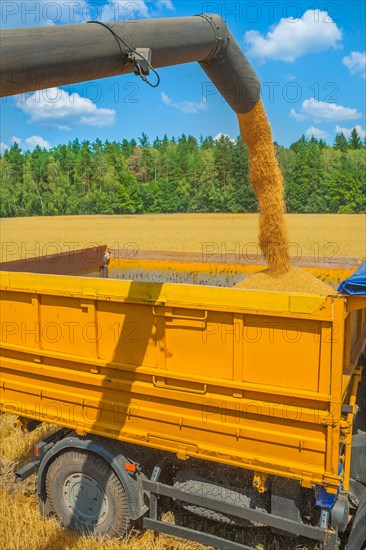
[{"x1": 0, "y1": 14, "x2": 260, "y2": 114}]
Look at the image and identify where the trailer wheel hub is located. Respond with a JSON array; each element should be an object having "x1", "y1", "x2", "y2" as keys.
[{"x1": 63, "y1": 473, "x2": 109, "y2": 526}]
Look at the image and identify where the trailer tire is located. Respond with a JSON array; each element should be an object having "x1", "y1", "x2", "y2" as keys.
[
  {"x1": 45, "y1": 450, "x2": 131, "y2": 538},
  {"x1": 346, "y1": 489, "x2": 366, "y2": 550}
]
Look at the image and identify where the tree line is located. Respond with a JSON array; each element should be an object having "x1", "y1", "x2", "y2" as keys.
[{"x1": 1, "y1": 128, "x2": 365, "y2": 217}]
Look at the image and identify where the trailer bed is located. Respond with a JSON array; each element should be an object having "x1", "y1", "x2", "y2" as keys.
[{"x1": 1, "y1": 248, "x2": 365, "y2": 494}]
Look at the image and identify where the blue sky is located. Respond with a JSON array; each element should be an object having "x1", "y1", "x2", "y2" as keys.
[{"x1": 1, "y1": 0, "x2": 365, "y2": 152}]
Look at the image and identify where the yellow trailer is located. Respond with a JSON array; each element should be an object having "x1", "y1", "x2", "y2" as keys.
[{"x1": 1, "y1": 247, "x2": 365, "y2": 549}]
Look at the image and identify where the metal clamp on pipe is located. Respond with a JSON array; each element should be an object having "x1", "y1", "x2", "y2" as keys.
[{"x1": 130, "y1": 48, "x2": 152, "y2": 77}]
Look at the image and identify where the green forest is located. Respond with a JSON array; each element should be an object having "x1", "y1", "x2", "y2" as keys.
[{"x1": 1, "y1": 129, "x2": 365, "y2": 217}]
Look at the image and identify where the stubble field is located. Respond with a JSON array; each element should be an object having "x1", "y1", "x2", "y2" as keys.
[{"x1": 0, "y1": 213, "x2": 365, "y2": 550}]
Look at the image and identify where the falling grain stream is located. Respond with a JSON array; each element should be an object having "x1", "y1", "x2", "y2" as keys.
[
  {"x1": 238, "y1": 99, "x2": 290, "y2": 276},
  {"x1": 238, "y1": 100, "x2": 334, "y2": 294}
]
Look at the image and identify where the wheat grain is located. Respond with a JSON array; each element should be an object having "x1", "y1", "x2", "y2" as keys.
[
  {"x1": 238, "y1": 100, "x2": 290, "y2": 275},
  {"x1": 236, "y1": 268, "x2": 335, "y2": 294}
]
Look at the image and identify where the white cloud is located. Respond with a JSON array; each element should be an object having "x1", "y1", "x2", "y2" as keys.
[
  {"x1": 214, "y1": 133, "x2": 235, "y2": 143},
  {"x1": 1, "y1": 0, "x2": 89, "y2": 27},
  {"x1": 305, "y1": 126, "x2": 329, "y2": 139},
  {"x1": 16, "y1": 88, "x2": 116, "y2": 128},
  {"x1": 2, "y1": 0, "x2": 174, "y2": 28},
  {"x1": 102, "y1": 1, "x2": 149, "y2": 21},
  {"x1": 343, "y1": 51, "x2": 366, "y2": 78},
  {"x1": 4, "y1": 135, "x2": 51, "y2": 150},
  {"x1": 244, "y1": 10, "x2": 342, "y2": 62},
  {"x1": 290, "y1": 98, "x2": 362, "y2": 123},
  {"x1": 101, "y1": 0, "x2": 175, "y2": 21},
  {"x1": 156, "y1": 0, "x2": 175, "y2": 9},
  {"x1": 0, "y1": 143, "x2": 8, "y2": 155},
  {"x1": 161, "y1": 92, "x2": 207, "y2": 114},
  {"x1": 289, "y1": 109, "x2": 306, "y2": 122},
  {"x1": 335, "y1": 125, "x2": 366, "y2": 139},
  {"x1": 25, "y1": 136, "x2": 51, "y2": 149}
]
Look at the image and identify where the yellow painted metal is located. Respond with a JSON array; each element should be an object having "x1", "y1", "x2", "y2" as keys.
[
  {"x1": 253, "y1": 471, "x2": 268, "y2": 493},
  {"x1": 340, "y1": 368, "x2": 362, "y2": 492},
  {"x1": 105, "y1": 257, "x2": 356, "y2": 289},
  {"x1": 0, "y1": 260, "x2": 365, "y2": 494}
]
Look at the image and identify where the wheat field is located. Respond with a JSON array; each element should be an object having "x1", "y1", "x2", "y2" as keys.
[
  {"x1": 1, "y1": 213, "x2": 365, "y2": 262},
  {"x1": 1, "y1": 213, "x2": 365, "y2": 550}
]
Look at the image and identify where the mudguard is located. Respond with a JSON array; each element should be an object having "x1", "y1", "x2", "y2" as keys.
[{"x1": 37, "y1": 434, "x2": 147, "y2": 521}]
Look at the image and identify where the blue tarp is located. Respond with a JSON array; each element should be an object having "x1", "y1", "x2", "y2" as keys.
[{"x1": 338, "y1": 260, "x2": 366, "y2": 295}]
